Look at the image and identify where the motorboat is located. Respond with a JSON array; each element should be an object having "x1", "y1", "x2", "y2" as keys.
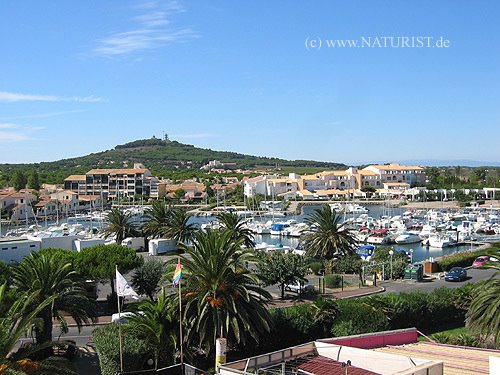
[
  {"x1": 426, "y1": 234, "x2": 457, "y2": 248},
  {"x1": 356, "y1": 245, "x2": 375, "y2": 261},
  {"x1": 366, "y1": 229, "x2": 390, "y2": 244},
  {"x1": 395, "y1": 232, "x2": 421, "y2": 244}
]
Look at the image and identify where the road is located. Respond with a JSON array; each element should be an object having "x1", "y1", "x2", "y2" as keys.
[{"x1": 379, "y1": 267, "x2": 498, "y2": 293}]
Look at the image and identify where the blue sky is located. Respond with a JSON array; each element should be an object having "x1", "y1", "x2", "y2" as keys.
[{"x1": 0, "y1": 1, "x2": 498, "y2": 165}]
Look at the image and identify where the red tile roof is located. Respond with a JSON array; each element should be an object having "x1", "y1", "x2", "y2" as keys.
[{"x1": 298, "y1": 356, "x2": 380, "y2": 375}]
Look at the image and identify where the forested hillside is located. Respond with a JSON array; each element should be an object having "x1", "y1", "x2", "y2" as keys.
[{"x1": 0, "y1": 138, "x2": 346, "y2": 186}]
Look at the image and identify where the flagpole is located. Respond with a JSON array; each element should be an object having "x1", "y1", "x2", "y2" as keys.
[
  {"x1": 116, "y1": 265, "x2": 124, "y2": 374},
  {"x1": 177, "y1": 257, "x2": 184, "y2": 373}
]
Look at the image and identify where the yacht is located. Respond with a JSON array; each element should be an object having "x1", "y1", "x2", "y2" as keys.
[
  {"x1": 366, "y1": 229, "x2": 390, "y2": 244},
  {"x1": 356, "y1": 245, "x2": 375, "y2": 261},
  {"x1": 395, "y1": 232, "x2": 422, "y2": 244},
  {"x1": 426, "y1": 234, "x2": 457, "y2": 248}
]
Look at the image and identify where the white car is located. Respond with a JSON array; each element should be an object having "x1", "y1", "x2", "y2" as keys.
[
  {"x1": 284, "y1": 281, "x2": 314, "y2": 294},
  {"x1": 111, "y1": 311, "x2": 144, "y2": 323}
]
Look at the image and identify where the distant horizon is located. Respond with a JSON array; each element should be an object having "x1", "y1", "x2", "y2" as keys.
[
  {"x1": 1, "y1": 1, "x2": 498, "y2": 165},
  {"x1": 2, "y1": 136, "x2": 499, "y2": 169}
]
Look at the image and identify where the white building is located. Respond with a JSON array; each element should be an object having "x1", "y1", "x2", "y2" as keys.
[
  {"x1": 363, "y1": 163, "x2": 425, "y2": 187},
  {"x1": 243, "y1": 175, "x2": 279, "y2": 197},
  {"x1": 0, "y1": 192, "x2": 36, "y2": 221}
]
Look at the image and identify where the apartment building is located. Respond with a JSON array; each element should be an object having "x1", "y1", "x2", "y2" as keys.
[
  {"x1": 363, "y1": 163, "x2": 425, "y2": 187},
  {"x1": 64, "y1": 164, "x2": 153, "y2": 199}
]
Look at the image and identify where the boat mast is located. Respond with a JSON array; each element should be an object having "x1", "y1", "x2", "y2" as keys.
[{"x1": 24, "y1": 185, "x2": 29, "y2": 231}]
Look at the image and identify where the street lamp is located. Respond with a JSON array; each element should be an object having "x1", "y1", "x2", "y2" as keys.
[
  {"x1": 389, "y1": 250, "x2": 394, "y2": 280},
  {"x1": 409, "y1": 249, "x2": 413, "y2": 264}
]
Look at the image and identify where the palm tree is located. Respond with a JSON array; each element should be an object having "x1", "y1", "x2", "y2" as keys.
[
  {"x1": 311, "y1": 297, "x2": 339, "y2": 337},
  {"x1": 216, "y1": 212, "x2": 255, "y2": 248},
  {"x1": 125, "y1": 289, "x2": 177, "y2": 368},
  {"x1": 302, "y1": 205, "x2": 357, "y2": 259},
  {"x1": 143, "y1": 201, "x2": 172, "y2": 239},
  {"x1": 165, "y1": 208, "x2": 197, "y2": 245},
  {"x1": 0, "y1": 283, "x2": 54, "y2": 365},
  {"x1": 11, "y1": 253, "x2": 96, "y2": 347},
  {"x1": 101, "y1": 207, "x2": 139, "y2": 244},
  {"x1": 175, "y1": 230, "x2": 272, "y2": 354},
  {"x1": 466, "y1": 263, "x2": 500, "y2": 344}
]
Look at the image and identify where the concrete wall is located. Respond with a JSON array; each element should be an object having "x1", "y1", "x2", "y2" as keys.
[
  {"x1": 73, "y1": 238, "x2": 107, "y2": 252},
  {"x1": 0, "y1": 238, "x2": 40, "y2": 263}
]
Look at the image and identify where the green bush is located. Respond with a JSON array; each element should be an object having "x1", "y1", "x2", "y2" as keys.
[
  {"x1": 437, "y1": 245, "x2": 499, "y2": 271},
  {"x1": 309, "y1": 261, "x2": 323, "y2": 275},
  {"x1": 372, "y1": 247, "x2": 408, "y2": 279},
  {"x1": 364, "y1": 286, "x2": 473, "y2": 331},
  {"x1": 331, "y1": 255, "x2": 362, "y2": 274},
  {"x1": 324, "y1": 274, "x2": 342, "y2": 288},
  {"x1": 432, "y1": 332, "x2": 479, "y2": 347},
  {"x1": 331, "y1": 300, "x2": 388, "y2": 336},
  {"x1": 93, "y1": 323, "x2": 150, "y2": 375}
]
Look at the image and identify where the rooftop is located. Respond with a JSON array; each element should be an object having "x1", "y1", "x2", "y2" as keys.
[
  {"x1": 219, "y1": 329, "x2": 443, "y2": 375},
  {"x1": 86, "y1": 168, "x2": 149, "y2": 175},
  {"x1": 374, "y1": 341, "x2": 500, "y2": 375}
]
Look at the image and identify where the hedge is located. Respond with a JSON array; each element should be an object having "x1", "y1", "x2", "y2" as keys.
[
  {"x1": 93, "y1": 323, "x2": 150, "y2": 375},
  {"x1": 437, "y1": 244, "x2": 499, "y2": 271},
  {"x1": 255, "y1": 284, "x2": 475, "y2": 355},
  {"x1": 364, "y1": 286, "x2": 473, "y2": 330},
  {"x1": 331, "y1": 300, "x2": 388, "y2": 336}
]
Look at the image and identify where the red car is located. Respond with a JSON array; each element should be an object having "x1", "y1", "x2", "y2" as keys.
[{"x1": 472, "y1": 256, "x2": 490, "y2": 267}]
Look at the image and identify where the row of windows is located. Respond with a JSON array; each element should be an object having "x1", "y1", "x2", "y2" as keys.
[{"x1": 1, "y1": 244, "x2": 36, "y2": 250}]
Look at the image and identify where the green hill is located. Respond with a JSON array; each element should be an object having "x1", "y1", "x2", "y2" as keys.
[{"x1": 0, "y1": 138, "x2": 347, "y2": 185}]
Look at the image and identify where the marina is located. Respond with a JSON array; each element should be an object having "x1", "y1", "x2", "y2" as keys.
[{"x1": 1, "y1": 201, "x2": 498, "y2": 264}]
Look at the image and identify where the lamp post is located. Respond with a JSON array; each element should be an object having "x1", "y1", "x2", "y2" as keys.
[
  {"x1": 409, "y1": 249, "x2": 413, "y2": 264},
  {"x1": 389, "y1": 250, "x2": 394, "y2": 280}
]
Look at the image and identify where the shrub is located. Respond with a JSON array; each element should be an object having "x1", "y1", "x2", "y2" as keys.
[
  {"x1": 309, "y1": 261, "x2": 323, "y2": 275},
  {"x1": 331, "y1": 300, "x2": 388, "y2": 336},
  {"x1": 437, "y1": 245, "x2": 499, "y2": 271},
  {"x1": 331, "y1": 255, "x2": 362, "y2": 274},
  {"x1": 365, "y1": 286, "x2": 473, "y2": 331},
  {"x1": 93, "y1": 323, "x2": 150, "y2": 375},
  {"x1": 372, "y1": 247, "x2": 408, "y2": 279},
  {"x1": 432, "y1": 332, "x2": 479, "y2": 347},
  {"x1": 324, "y1": 274, "x2": 342, "y2": 288},
  {"x1": 266, "y1": 305, "x2": 316, "y2": 350}
]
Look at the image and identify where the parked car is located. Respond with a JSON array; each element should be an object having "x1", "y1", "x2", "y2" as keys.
[
  {"x1": 444, "y1": 267, "x2": 467, "y2": 282},
  {"x1": 284, "y1": 281, "x2": 314, "y2": 294},
  {"x1": 472, "y1": 256, "x2": 490, "y2": 267},
  {"x1": 111, "y1": 311, "x2": 144, "y2": 323}
]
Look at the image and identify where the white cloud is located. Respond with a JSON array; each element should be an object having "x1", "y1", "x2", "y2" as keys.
[
  {"x1": 94, "y1": 0, "x2": 197, "y2": 58},
  {"x1": 0, "y1": 91, "x2": 105, "y2": 103},
  {"x1": 0, "y1": 132, "x2": 31, "y2": 141},
  {"x1": 0, "y1": 123, "x2": 43, "y2": 142},
  {"x1": 0, "y1": 110, "x2": 85, "y2": 121},
  {"x1": 0, "y1": 123, "x2": 17, "y2": 129}
]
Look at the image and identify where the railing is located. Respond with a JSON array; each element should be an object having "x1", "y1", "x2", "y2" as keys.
[{"x1": 121, "y1": 363, "x2": 206, "y2": 375}]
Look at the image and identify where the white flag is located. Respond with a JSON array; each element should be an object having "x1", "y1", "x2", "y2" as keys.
[{"x1": 116, "y1": 269, "x2": 139, "y2": 300}]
